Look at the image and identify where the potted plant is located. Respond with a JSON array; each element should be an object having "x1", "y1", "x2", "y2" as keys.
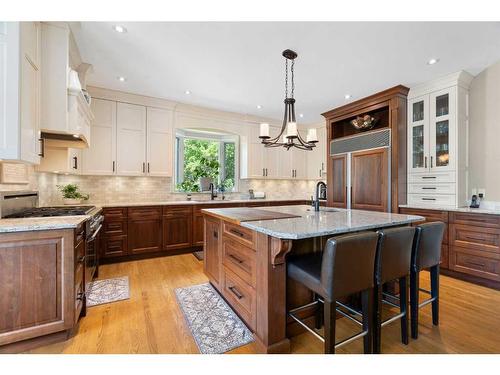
[{"x1": 57, "y1": 183, "x2": 89, "y2": 205}]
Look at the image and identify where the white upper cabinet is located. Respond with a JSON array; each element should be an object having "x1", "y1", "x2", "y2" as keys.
[
  {"x1": 116, "y1": 103, "x2": 147, "y2": 176},
  {"x1": 146, "y1": 107, "x2": 173, "y2": 176},
  {"x1": 407, "y1": 71, "x2": 472, "y2": 208},
  {"x1": 291, "y1": 148, "x2": 307, "y2": 179},
  {"x1": 306, "y1": 126, "x2": 327, "y2": 179},
  {"x1": 82, "y1": 99, "x2": 117, "y2": 175},
  {"x1": 0, "y1": 22, "x2": 41, "y2": 164}
]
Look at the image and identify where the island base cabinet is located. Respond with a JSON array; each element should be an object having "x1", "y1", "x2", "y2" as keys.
[
  {"x1": 204, "y1": 216, "x2": 221, "y2": 287},
  {"x1": 0, "y1": 229, "x2": 76, "y2": 352}
]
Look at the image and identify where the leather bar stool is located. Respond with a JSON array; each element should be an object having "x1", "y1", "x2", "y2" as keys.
[
  {"x1": 410, "y1": 222, "x2": 445, "y2": 339},
  {"x1": 373, "y1": 226, "x2": 416, "y2": 354},
  {"x1": 287, "y1": 232, "x2": 378, "y2": 354}
]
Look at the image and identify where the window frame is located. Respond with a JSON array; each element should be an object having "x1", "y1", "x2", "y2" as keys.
[{"x1": 174, "y1": 129, "x2": 239, "y2": 193}]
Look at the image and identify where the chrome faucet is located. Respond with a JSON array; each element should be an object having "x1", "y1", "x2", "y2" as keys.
[
  {"x1": 314, "y1": 181, "x2": 327, "y2": 212},
  {"x1": 209, "y1": 183, "x2": 218, "y2": 200}
]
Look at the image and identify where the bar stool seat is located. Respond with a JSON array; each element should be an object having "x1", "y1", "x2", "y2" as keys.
[{"x1": 287, "y1": 231, "x2": 379, "y2": 354}]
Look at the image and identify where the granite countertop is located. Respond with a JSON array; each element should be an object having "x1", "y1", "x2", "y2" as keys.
[
  {"x1": 399, "y1": 204, "x2": 500, "y2": 216},
  {"x1": 0, "y1": 215, "x2": 89, "y2": 233},
  {"x1": 203, "y1": 205, "x2": 424, "y2": 240},
  {"x1": 92, "y1": 198, "x2": 306, "y2": 207}
]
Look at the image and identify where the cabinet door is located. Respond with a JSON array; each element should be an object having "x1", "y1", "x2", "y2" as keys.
[
  {"x1": 291, "y1": 148, "x2": 307, "y2": 179},
  {"x1": 277, "y1": 148, "x2": 293, "y2": 178},
  {"x1": 163, "y1": 210, "x2": 193, "y2": 250},
  {"x1": 20, "y1": 50, "x2": 40, "y2": 164},
  {"x1": 351, "y1": 148, "x2": 388, "y2": 212},
  {"x1": 430, "y1": 88, "x2": 456, "y2": 172},
  {"x1": 265, "y1": 146, "x2": 280, "y2": 178},
  {"x1": 204, "y1": 217, "x2": 221, "y2": 287},
  {"x1": 147, "y1": 107, "x2": 173, "y2": 176},
  {"x1": 82, "y1": 99, "x2": 116, "y2": 175},
  {"x1": 116, "y1": 103, "x2": 146, "y2": 176},
  {"x1": 128, "y1": 218, "x2": 162, "y2": 254},
  {"x1": 408, "y1": 95, "x2": 430, "y2": 173},
  {"x1": 330, "y1": 154, "x2": 347, "y2": 208},
  {"x1": 246, "y1": 142, "x2": 266, "y2": 178}
]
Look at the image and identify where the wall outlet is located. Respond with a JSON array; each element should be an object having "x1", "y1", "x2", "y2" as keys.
[
  {"x1": 471, "y1": 188, "x2": 477, "y2": 196},
  {"x1": 478, "y1": 188, "x2": 486, "y2": 198}
]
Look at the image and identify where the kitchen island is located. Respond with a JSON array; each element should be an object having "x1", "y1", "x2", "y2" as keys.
[{"x1": 202, "y1": 205, "x2": 423, "y2": 353}]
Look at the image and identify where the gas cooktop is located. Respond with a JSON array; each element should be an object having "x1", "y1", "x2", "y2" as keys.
[{"x1": 5, "y1": 206, "x2": 96, "y2": 218}]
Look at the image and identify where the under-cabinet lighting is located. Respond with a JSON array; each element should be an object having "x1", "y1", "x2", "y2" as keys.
[
  {"x1": 344, "y1": 94, "x2": 351, "y2": 100},
  {"x1": 117, "y1": 76, "x2": 126, "y2": 82},
  {"x1": 427, "y1": 58, "x2": 439, "y2": 65},
  {"x1": 113, "y1": 25, "x2": 127, "y2": 33}
]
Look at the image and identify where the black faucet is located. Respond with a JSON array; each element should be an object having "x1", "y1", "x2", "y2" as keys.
[
  {"x1": 314, "y1": 181, "x2": 327, "y2": 212},
  {"x1": 209, "y1": 183, "x2": 218, "y2": 200}
]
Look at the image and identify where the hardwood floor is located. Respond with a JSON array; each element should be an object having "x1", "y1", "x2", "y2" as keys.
[{"x1": 29, "y1": 254, "x2": 500, "y2": 354}]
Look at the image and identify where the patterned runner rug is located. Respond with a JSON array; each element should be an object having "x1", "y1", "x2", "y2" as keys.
[
  {"x1": 175, "y1": 283, "x2": 254, "y2": 354},
  {"x1": 87, "y1": 276, "x2": 130, "y2": 307}
]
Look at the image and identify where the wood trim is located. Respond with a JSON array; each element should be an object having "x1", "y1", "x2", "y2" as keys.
[{"x1": 270, "y1": 237, "x2": 292, "y2": 266}]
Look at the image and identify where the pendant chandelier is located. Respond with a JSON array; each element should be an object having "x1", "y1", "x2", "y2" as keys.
[{"x1": 259, "y1": 49, "x2": 318, "y2": 151}]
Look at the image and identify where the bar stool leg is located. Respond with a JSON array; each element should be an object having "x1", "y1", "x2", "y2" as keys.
[
  {"x1": 373, "y1": 284, "x2": 382, "y2": 354},
  {"x1": 410, "y1": 270, "x2": 420, "y2": 339},
  {"x1": 430, "y1": 265, "x2": 440, "y2": 326},
  {"x1": 324, "y1": 300, "x2": 336, "y2": 354},
  {"x1": 361, "y1": 288, "x2": 373, "y2": 354},
  {"x1": 314, "y1": 293, "x2": 323, "y2": 329},
  {"x1": 399, "y1": 276, "x2": 409, "y2": 345}
]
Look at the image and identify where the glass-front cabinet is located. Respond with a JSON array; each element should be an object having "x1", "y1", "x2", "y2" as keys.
[{"x1": 408, "y1": 87, "x2": 456, "y2": 174}]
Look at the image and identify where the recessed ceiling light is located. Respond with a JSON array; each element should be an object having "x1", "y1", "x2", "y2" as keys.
[
  {"x1": 256, "y1": 105, "x2": 262, "y2": 109},
  {"x1": 117, "y1": 76, "x2": 126, "y2": 82},
  {"x1": 427, "y1": 58, "x2": 439, "y2": 65},
  {"x1": 344, "y1": 94, "x2": 352, "y2": 100},
  {"x1": 112, "y1": 25, "x2": 127, "y2": 33},
  {"x1": 185, "y1": 90, "x2": 191, "y2": 95},
  {"x1": 299, "y1": 113, "x2": 304, "y2": 118}
]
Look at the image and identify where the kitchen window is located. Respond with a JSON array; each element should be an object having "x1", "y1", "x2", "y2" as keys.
[{"x1": 175, "y1": 129, "x2": 238, "y2": 193}]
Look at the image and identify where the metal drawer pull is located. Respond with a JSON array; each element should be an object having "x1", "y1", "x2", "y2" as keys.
[
  {"x1": 422, "y1": 187, "x2": 437, "y2": 190},
  {"x1": 229, "y1": 254, "x2": 244, "y2": 264},
  {"x1": 228, "y1": 286, "x2": 243, "y2": 299},
  {"x1": 421, "y1": 176, "x2": 436, "y2": 179},
  {"x1": 77, "y1": 256, "x2": 85, "y2": 264},
  {"x1": 422, "y1": 198, "x2": 436, "y2": 201},
  {"x1": 76, "y1": 292, "x2": 85, "y2": 301},
  {"x1": 213, "y1": 231, "x2": 218, "y2": 239},
  {"x1": 230, "y1": 229, "x2": 245, "y2": 237},
  {"x1": 424, "y1": 156, "x2": 427, "y2": 169}
]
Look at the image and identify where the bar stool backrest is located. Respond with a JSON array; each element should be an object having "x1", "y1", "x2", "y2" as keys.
[
  {"x1": 375, "y1": 227, "x2": 416, "y2": 285},
  {"x1": 412, "y1": 222, "x2": 446, "y2": 272},
  {"x1": 321, "y1": 232, "x2": 379, "y2": 302}
]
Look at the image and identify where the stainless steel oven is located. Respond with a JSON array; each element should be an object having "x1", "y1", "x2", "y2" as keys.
[{"x1": 85, "y1": 211, "x2": 103, "y2": 293}]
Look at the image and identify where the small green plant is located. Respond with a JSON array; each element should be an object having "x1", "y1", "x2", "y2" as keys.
[{"x1": 57, "y1": 184, "x2": 89, "y2": 200}]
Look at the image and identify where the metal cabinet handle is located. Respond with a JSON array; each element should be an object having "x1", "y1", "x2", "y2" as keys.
[
  {"x1": 113, "y1": 161, "x2": 116, "y2": 172},
  {"x1": 422, "y1": 198, "x2": 436, "y2": 201},
  {"x1": 73, "y1": 156, "x2": 78, "y2": 169},
  {"x1": 147, "y1": 162, "x2": 150, "y2": 173},
  {"x1": 266, "y1": 168, "x2": 268, "y2": 177},
  {"x1": 422, "y1": 187, "x2": 436, "y2": 190},
  {"x1": 38, "y1": 138, "x2": 45, "y2": 157},
  {"x1": 230, "y1": 229, "x2": 245, "y2": 237},
  {"x1": 430, "y1": 156, "x2": 434, "y2": 168},
  {"x1": 263, "y1": 168, "x2": 265, "y2": 177},
  {"x1": 77, "y1": 255, "x2": 85, "y2": 264},
  {"x1": 422, "y1": 176, "x2": 436, "y2": 179},
  {"x1": 229, "y1": 254, "x2": 244, "y2": 264},
  {"x1": 142, "y1": 162, "x2": 145, "y2": 173},
  {"x1": 424, "y1": 156, "x2": 427, "y2": 169},
  {"x1": 228, "y1": 286, "x2": 243, "y2": 299},
  {"x1": 76, "y1": 292, "x2": 85, "y2": 301},
  {"x1": 213, "y1": 231, "x2": 218, "y2": 239}
]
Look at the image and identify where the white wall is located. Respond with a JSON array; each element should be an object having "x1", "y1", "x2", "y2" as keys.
[{"x1": 469, "y1": 60, "x2": 500, "y2": 201}]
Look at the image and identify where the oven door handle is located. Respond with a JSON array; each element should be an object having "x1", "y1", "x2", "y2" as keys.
[{"x1": 88, "y1": 224, "x2": 103, "y2": 242}]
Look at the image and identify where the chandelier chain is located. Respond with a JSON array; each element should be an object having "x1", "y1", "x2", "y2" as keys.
[
  {"x1": 291, "y1": 59, "x2": 295, "y2": 98},
  {"x1": 285, "y1": 58, "x2": 288, "y2": 99}
]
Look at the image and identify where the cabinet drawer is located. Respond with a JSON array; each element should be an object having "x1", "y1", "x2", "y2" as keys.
[
  {"x1": 399, "y1": 208, "x2": 448, "y2": 243},
  {"x1": 408, "y1": 172, "x2": 456, "y2": 183},
  {"x1": 450, "y1": 224, "x2": 500, "y2": 253},
  {"x1": 222, "y1": 268, "x2": 256, "y2": 330},
  {"x1": 408, "y1": 183, "x2": 456, "y2": 195},
  {"x1": 75, "y1": 223, "x2": 85, "y2": 245},
  {"x1": 450, "y1": 246, "x2": 500, "y2": 282},
  {"x1": 223, "y1": 221, "x2": 255, "y2": 249},
  {"x1": 222, "y1": 236, "x2": 256, "y2": 288},
  {"x1": 75, "y1": 240, "x2": 85, "y2": 268},
  {"x1": 74, "y1": 279, "x2": 84, "y2": 324},
  {"x1": 103, "y1": 207, "x2": 127, "y2": 220},
  {"x1": 408, "y1": 194, "x2": 455, "y2": 207},
  {"x1": 101, "y1": 235, "x2": 128, "y2": 258},
  {"x1": 449, "y1": 212, "x2": 500, "y2": 228},
  {"x1": 128, "y1": 206, "x2": 162, "y2": 220},
  {"x1": 163, "y1": 205, "x2": 192, "y2": 217},
  {"x1": 103, "y1": 219, "x2": 127, "y2": 236}
]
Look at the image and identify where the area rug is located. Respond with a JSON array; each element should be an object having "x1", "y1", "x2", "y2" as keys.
[
  {"x1": 86, "y1": 276, "x2": 130, "y2": 307},
  {"x1": 193, "y1": 250, "x2": 204, "y2": 261},
  {"x1": 175, "y1": 283, "x2": 254, "y2": 354}
]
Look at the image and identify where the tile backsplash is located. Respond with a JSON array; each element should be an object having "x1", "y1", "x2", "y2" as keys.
[{"x1": 37, "y1": 173, "x2": 320, "y2": 206}]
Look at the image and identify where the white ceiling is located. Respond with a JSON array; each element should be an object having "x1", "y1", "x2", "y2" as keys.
[{"x1": 72, "y1": 22, "x2": 500, "y2": 123}]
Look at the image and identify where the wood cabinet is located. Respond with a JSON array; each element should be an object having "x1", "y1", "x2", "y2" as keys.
[
  {"x1": 163, "y1": 206, "x2": 192, "y2": 250},
  {"x1": 0, "y1": 228, "x2": 79, "y2": 351},
  {"x1": 116, "y1": 103, "x2": 147, "y2": 176},
  {"x1": 351, "y1": 148, "x2": 388, "y2": 212},
  {"x1": 0, "y1": 22, "x2": 41, "y2": 164},
  {"x1": 204, "y1": 216, "x2": 222, "y2": 287},
  {"x1": 147, "y1": 107, "x2": 173, "y2": 177},
  {"x1": 127, "y1": 207, "x2": 162, "y2": 254},
  {"x1": 101, "y1": 207, "x2": 128, "y2": 258},
  {"x1": 329, "y1": 154, "x2": 347, "y2": 208},
  {"x1": 82, "y1": 98, "x2": 117, "y2": 175},
  {"x1": 407, "y1": 72, "x2": 473, "y2": 208}
]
